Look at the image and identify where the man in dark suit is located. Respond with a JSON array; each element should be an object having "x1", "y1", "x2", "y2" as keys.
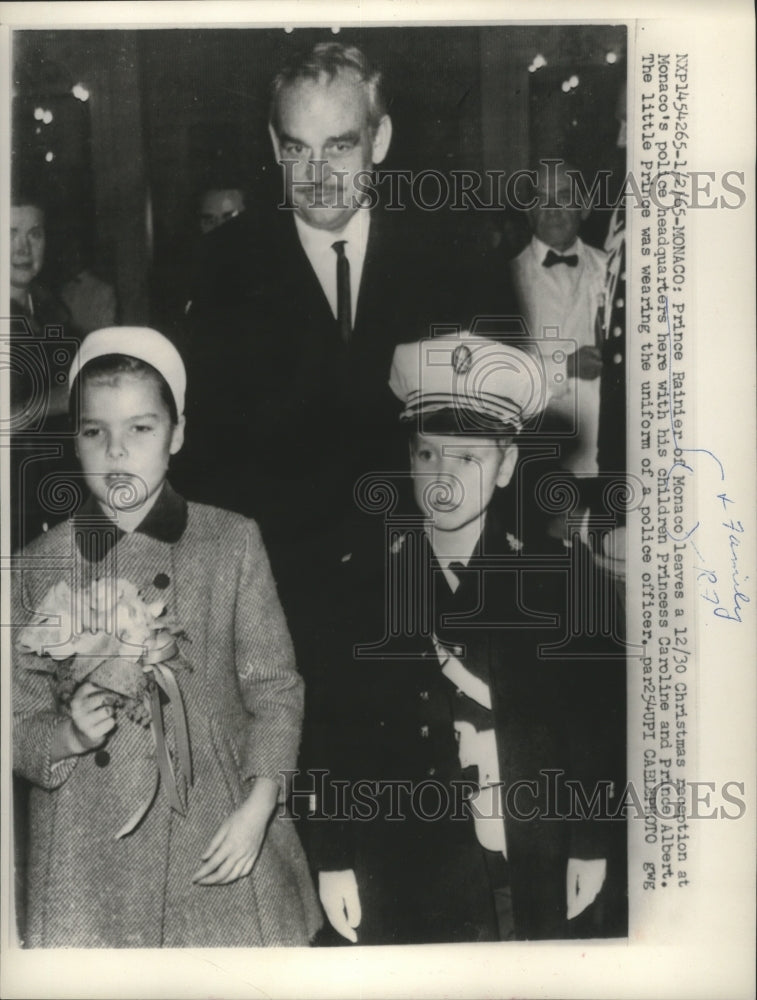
[{"x1": 176, "y1": 42, "x2": 512, "y2": 662}]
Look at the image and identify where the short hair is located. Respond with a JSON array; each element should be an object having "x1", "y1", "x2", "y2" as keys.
[
  {"x1": 270, "y1": 41, "x2": 386, "y2": 134},
  {"x1": 69, "y1": 354, "x2": 178, "y2": 426},
  {"x1": 196, "y1": 172, "x2": 249, "y2": 208},
  {"x1": 11, "y1": 182, "x2": 46, "y2": 215},
  {"x1": 407, "y1": 424, "x2": 515, "y2": 450}
]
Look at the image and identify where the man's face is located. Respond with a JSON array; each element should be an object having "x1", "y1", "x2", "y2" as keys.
[
  {"x1": 11, "y1": 205, "x2": 45, "y2": 291},
  {"x1": 409, "y1": 433, "x2": 516, "y2": 533},
  {"x1": 199, "y1": 189, "x2": 245, "y2": 234},
  {"x1": 528, "y1": 170, "x2": 588, "y2": 253},
  {"x1": 270, "y1": 71, "x2": 391, "y2": 232}
]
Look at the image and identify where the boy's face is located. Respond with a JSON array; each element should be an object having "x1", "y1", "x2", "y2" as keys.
[
  {"x1": 75, "y1": 375, "x2": 184, "y2": 513},
  {"x1": 409, "y1": 433, "x2": 516, "y2": 533}
]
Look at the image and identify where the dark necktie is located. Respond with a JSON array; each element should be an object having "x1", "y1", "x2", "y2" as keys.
[
  {"x1": 332, "y1": 239, "x2": 352, "y2": 343},
  {"x1": 543, "y1": 249, "x2": 579, "y2": 268},
  {"x1": 448, "y1": 561, "x2": 466, "y2": 581}
]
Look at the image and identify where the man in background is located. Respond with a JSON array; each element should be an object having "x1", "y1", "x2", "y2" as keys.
[
  {"x1": 511, "y1": 160, "x2": 608, "y2": 484},
  {"x1": 197, "y1": 183, "x2": 247, "y2": 235},
  {"x1": 9, "y1": 188, "x2": 78, "y2": 546}
]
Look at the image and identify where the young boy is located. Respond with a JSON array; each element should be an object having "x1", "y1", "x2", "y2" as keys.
[{"x1": 307, "y1": 333, "x2": 626, "y2": 945}]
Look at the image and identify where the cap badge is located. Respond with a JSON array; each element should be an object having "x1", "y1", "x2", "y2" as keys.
[{"x1": 452, "y1": 344, "x2": 473, "y2": 375}]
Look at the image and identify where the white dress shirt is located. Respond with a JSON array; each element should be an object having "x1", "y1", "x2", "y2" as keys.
[
  {"x1": 430, "y1": 525, "x2": 507, "y2": 855},
  {"x1": 511, "y1": 236, "x2": 608, "y2": 475},
  {"x1": 294, "y1": 209, "x2": 371, "y2": 327}
]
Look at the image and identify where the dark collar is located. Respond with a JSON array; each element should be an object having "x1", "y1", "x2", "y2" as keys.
[{"x1": 73, "y1": 482, "x2": 188, "y2": 559}]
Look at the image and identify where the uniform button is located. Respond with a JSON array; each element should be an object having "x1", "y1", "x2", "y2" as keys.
[
  {"x1": 613, "y1": 353, "x2": 622, "y2": 364},
  {"x1": 455, "y1": 688, "x2": 464, "y2": 698},
  {"x1": 153, "y1": 572, "x2": 170, "y2": 589},
  {"x1": 94, "y1": 749, "x2": 110, "y2": 768},
  {"x1": 616, "y1": 297, "x2": 624, "y2": 308},
  {"x1": 420, "y1": 690, "x2": 429, "y2": 701},
  {"x1": 427, "y1": 767, "x2": 436, "y2": 777},
  {"x1": 420, "y1": 725, "x2": 429, "y2": 738},
  {"x1": 613, "y1": 325, "x2": 622, "y2": 337},
  {"x1": 379, "y1": 721, "x2": 385, "y2": 727}
]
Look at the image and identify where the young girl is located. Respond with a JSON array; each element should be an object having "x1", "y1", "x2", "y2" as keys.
[{"x1": 12, "y1": 326, "x2": 321, "y2": 948}]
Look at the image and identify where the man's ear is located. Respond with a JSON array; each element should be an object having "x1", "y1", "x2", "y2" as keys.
[
  {"x1": 268, "y1": 123, "x2": 282, "y2": 161},
  {"x1": 495, "y1": 442, "x2": 518, "y2": 489},
  {"x1": 371, "y1": 115, "x2": 392, "y2": 166},
  {"x1": 170, "y1": 416, "x2": 186, "y2": 457}
]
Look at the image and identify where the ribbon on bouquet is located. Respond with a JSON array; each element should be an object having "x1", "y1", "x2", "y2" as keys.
[{"x1": 115, "y1": 635, "x2": 193, "y2": 839}]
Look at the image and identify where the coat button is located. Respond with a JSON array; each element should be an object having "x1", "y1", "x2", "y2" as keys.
[
  {"x1": 153, "y1": 572, "x2": 170, "y2": 589},
  {"x1": 420, "y1": 725, "x2": 429, "y2": 738},
  {"x1": 420, "y1": 690, "x2": 429, "y2": 701},
  {"x1": 427, "y1": 767, "x2": 436, "y2": 777},
  {"x1": 94, "y1": 749, "x2": 110, "y2": 768}
]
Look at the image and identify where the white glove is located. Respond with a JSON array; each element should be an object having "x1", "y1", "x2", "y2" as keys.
[
  {"x1": 318, "y1": 869, "x2": 362, "y2": 943},
  {"x1": 566, "y1": 858, "x2": 607, "y2": 920}
]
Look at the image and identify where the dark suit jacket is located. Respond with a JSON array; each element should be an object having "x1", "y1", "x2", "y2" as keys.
[
  {"x1": 173, "y1": 204, "x2": 516, "y2": 660},
  {"x1": 305, "y1": 501, "x2": 627, "y2": 942},
  {"x1": 10, "y1": 284, "x2": 78, "y2": 550}
]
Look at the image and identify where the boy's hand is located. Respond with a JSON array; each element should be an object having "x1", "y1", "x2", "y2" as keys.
[
  {"x1": 68, "y1": 680, "x2": 117, "y2": 753},
  {"x1": 193, "y1": 776, "x2": 278, "y2": 885},
  {"x1": 567, "y1": 345, "x2": 603, "y2": 380},
  {"x1": 318, "y1": 869, "x2": 361, "y2": 943},
  {"x1": 566, "y1": 857, "x2": 607, "y2": 920}
]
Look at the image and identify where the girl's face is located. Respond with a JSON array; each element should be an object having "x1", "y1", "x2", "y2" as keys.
[{"x1": 75, "y1": 374, "x2": 184, "y2": 512}]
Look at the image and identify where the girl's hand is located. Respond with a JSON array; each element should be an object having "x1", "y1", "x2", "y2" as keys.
[
  {"x1": 53, "y1": 681, "x2": 117, "y2": 760},
  {"x1": 193, "y1": 777, "x2": 279, "y2": 885}
]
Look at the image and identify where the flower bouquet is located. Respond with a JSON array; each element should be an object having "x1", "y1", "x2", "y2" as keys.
[{"x1": 18, "y1": 577, "x2": 192, "y2": 837}]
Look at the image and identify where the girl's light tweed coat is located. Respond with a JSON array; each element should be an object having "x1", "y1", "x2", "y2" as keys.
[{"x1": 13, "y1": 485, "x2": 321, "y2": 947}]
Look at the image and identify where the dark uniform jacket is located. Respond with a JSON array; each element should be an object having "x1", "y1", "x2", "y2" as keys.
[{"x1": 305, "y1": 499, "x2": 627, "y2": 944}]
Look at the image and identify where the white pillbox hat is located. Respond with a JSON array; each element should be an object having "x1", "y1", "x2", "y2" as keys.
[{"x1": 69, "y1": 327, "x2": 186, "y2": 417}]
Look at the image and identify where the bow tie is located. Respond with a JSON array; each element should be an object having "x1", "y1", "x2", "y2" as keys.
[{"x1": 543, "y1": 249, "x2": 579, "y2": 268}]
